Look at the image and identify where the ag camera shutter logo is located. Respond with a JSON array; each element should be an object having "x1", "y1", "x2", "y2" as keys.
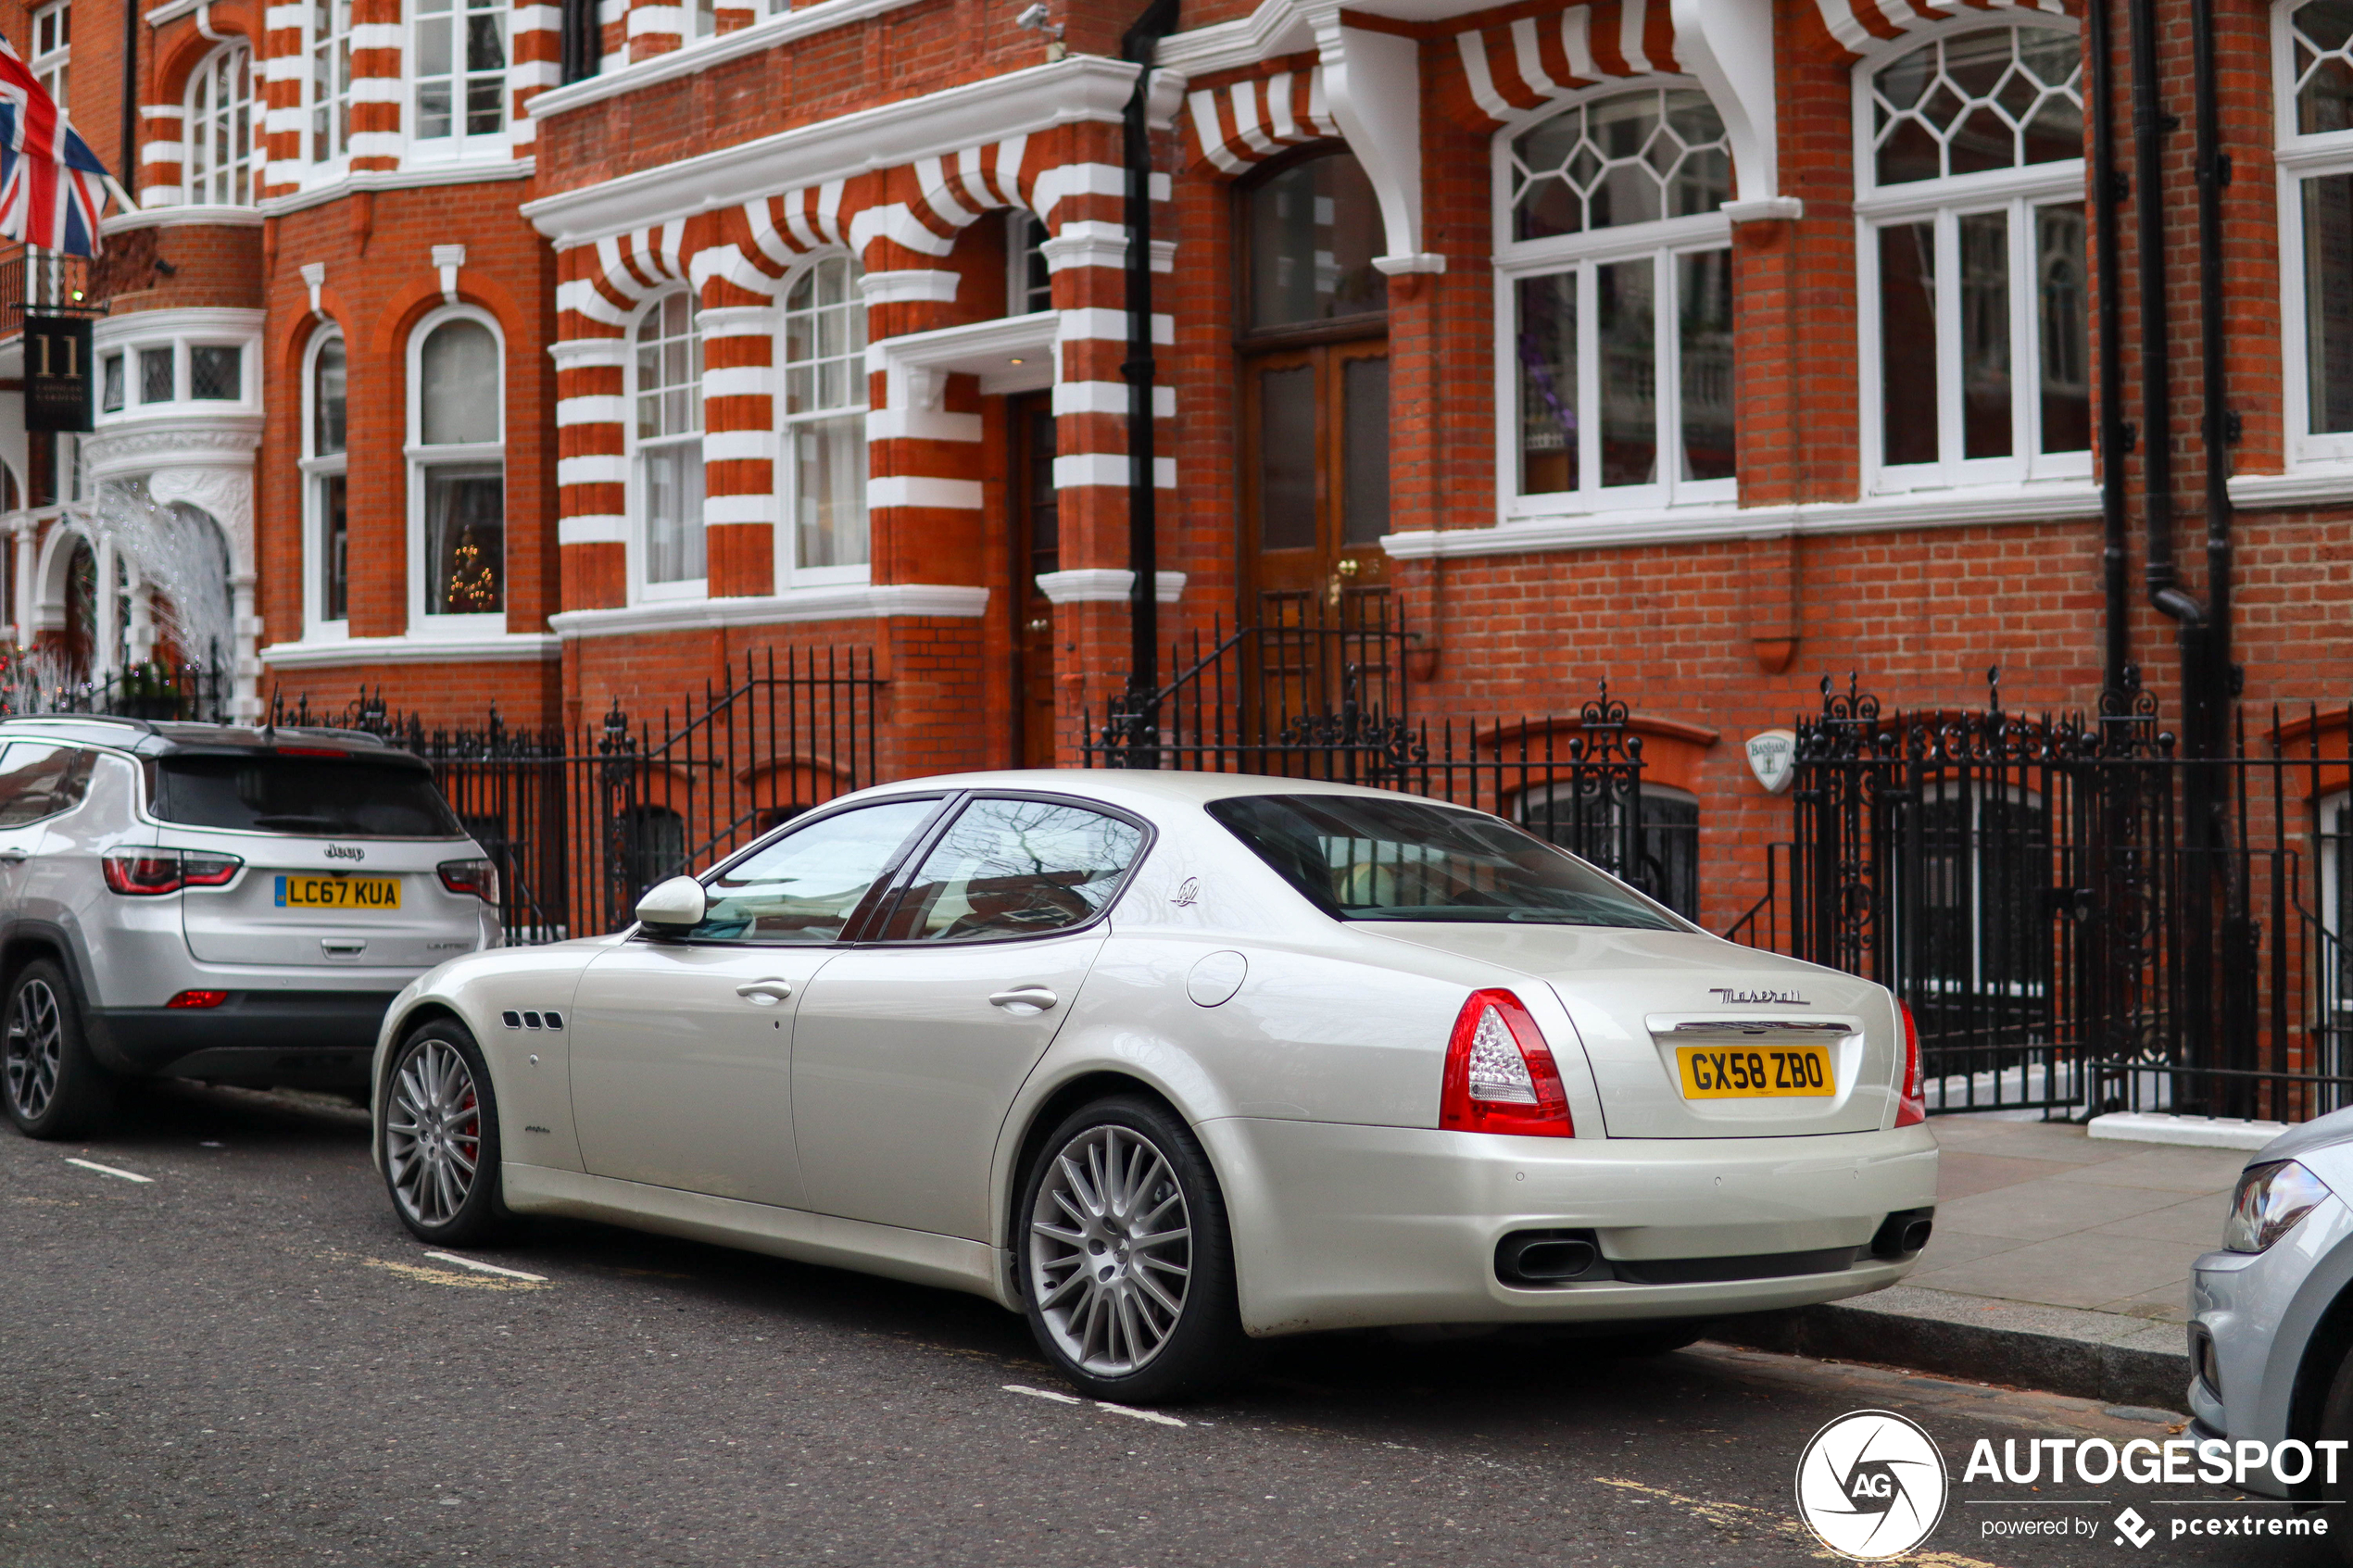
[{"x1": 1795, "y1": 1410, "x2": 1949, "y2": 1561}]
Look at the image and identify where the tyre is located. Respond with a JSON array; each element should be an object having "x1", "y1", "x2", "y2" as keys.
[
  {"x1": 1017, "y1": 1095, "x2": 1251, "y2": 1403},
  {"x1": 381, "y1": 1020, "x2": 512, "y2": 1247},
  {"x1": 2, "y1": 959, "x2": 115, "y2": 1140},
  {"x1": 2314, "y1": 1341, "x2": 2353, "y2": 1558}
]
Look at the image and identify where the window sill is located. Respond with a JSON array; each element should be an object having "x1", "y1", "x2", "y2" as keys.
[
  {"x1": 258, "y1": 157, "x2": 535, "y2": 219},
  {"x1": 547, "y1": 582, "x2": 984, "y2": 639},
  {"x1": 1388, "y1": 481, "x2": 2104, "y2": 559},
  {"x1": 259, "y1": 631, "x2": 558, "y2": 669},
  {"x1": 2226, "y1": 470, "x2": 2353, "y2": 511}
]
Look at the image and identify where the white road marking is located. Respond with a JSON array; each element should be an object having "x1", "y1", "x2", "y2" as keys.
[
  {"x1": 1095, "y1": 1400, "x2": 1187, "y2": 1427},
  {"x1": 1001, "y1": 1384, "x2": 1083, "y2": 1405},
  {"x1": 64, "y1": 1158, "x2": 152, "y2": 1184},
  {"x1": 422, "y1": 1251, "x2": 547, "y2": 1282}
]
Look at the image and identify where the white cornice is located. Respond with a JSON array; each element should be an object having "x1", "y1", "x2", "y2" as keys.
[
  {"x1": 257, "y1": 158, "x2": 535, "y2": 219},
  {"x1": 521, "y1": 56, "x2": 1146, "y2": 249},
  {"x1": 260, "y1": 633, "x2": 562, "y2": 669},
  {"x1": 1036, "y1": 569, "x2": 1186, "y2": 605},
  {"x1": 526, "y1": 0, "x2": 929, "y2": 120},
  {"x1": 94, "y1": 307, "x2": 267, "y2": 346},
  {"x1": 102, "y1": 205, "x2": 267, "y2": 235},
  {"x1": 1383, "y1": 483, "x2": 2107, "y2": 559},
  {"x1": 1155, "y1": 0, "x2": 1316, "y2": 78},
  {"x1": 547, "y1": 583, "x2": 989, "y2": 638}
]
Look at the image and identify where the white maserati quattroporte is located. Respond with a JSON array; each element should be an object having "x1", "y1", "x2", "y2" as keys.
[{"x1": 371, "y1": 771, "x2": 1938, "y2": 1399}]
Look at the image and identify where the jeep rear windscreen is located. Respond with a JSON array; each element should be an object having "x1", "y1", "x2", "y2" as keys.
[{"x1": 150, "y1": 754, "x2": 465, "y2": 838}]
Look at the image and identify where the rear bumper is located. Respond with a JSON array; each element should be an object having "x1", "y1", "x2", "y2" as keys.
[
  {"x1": 1203, "y1": 1116, "x2": 1940, "y2": 1336},
  {"x1": 87, "y1": 990, "x2": 398, "y2": 1086}
]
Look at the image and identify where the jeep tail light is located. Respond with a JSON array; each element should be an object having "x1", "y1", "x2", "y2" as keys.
[
  {"x1": 437, "y1": 858, "x2": 499, "y2": 904},
  {"x1": 167, "y1": 990, "x2": 228, "y2": 1009},
  {"x1": 1440, "y1": 988, "x2": 1574, "y2": 1138},
  {"x1": 103, "y1": 850, "x2": 243, "y2": 896},
  {"x1": 1895, "y1": 1000, "x2": 1927, "y2": 1127}
]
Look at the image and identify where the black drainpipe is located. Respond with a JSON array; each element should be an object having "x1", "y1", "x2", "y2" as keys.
[
  {"x1": 2124, "y1": 0, "x2": 2210, "y2": 740},
  {"x1": 2189, "y1": 0, "x2": 2234, "y2": 750},
  {"x1": 1119, "y1": 0, "x2": 1180, "y2": 749},
  {"x1": 2086, "y1": 0, "x2": 2129, "y2": 695},
  {"x1": 118, "y1": 3, "x2": 139, "y2": 205}
]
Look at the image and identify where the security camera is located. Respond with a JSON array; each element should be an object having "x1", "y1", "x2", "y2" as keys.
[{"x1": 1014, "y1": 3, "x2": 1053, "y2": 30}]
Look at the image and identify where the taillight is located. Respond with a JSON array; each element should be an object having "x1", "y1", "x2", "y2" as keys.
[
  {"x1": 1895, "y1": 1000, "x2": 1927, "y2": 1127},
  {"x1": 1440, "y1": 988, "x2": 1574, "y2": 1138},
  {"x1": 437, "y1": 858, "x2": 500, "y2": 903},
  {"x1": 103, "y1": 851, "x2": 243, "y2": 895},
  {"x1": 167, "y1": 990, "x2": 228, "y2": 1009}
]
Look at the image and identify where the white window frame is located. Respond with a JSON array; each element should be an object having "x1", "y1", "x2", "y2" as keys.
[
  {"x1": 94, "y1": 330, "x2": 258, "y2": 420},
  {"x1": 405, "y1": 305, "x2": 508, "y2": 636},
  {"x1": 2272, "y1": 0, "x2": 2353, "y2": 468},
  {"x1": 1853, "y1": 17, "x2": 2092, "y2": 496},
  {"x1": 184, "y1": 43, "x2": 258, "y2": 207},
  {"x1": 2322, "y1": 788, "x2": 2353, "y2": 1017},
  {"x1": 302, "y1": 326, "x2": 349, "y2": 639},
  {"x1": 1491, "y1": 81, "x2": 1739, "y2": 521},
  {"x1": 308, "y1": 0, "x2": 356, "y2": 169},
  {"x1": 30, "y1": 2, "x2": 69, "y2": 106},
  {"x1": 627, "y1": 288, "x2": 707, "y2": 604},
  {"x1": 774, "y1": 254, "x2": 870, "y2": 589},
  {"x1": 410, "y1": 0, "x2": 512, "y2": 161},
  {"x1": 1007, "y1": 211, "x2": 1051, "y2": 317}
]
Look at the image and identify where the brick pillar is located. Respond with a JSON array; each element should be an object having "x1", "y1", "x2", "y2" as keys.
[
  {"x1": 510, "y1": 1, "x2": 563, "y2": 155},
  {"x1": 258, "y1": 6, "x2": 304, "y2": 200},
  {"x1": 553, "y1": 246, "x2": 631, "y2": 611}
]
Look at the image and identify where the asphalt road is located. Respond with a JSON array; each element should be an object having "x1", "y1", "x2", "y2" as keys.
[{"x1": 0, "y1": 1084, "x2": 2333, "y2": 1568}]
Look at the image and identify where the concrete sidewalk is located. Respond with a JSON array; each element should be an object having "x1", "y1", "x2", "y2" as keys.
[{"x1": 1721, "y1": 1117, "x2": 2254, "y2": 1411}]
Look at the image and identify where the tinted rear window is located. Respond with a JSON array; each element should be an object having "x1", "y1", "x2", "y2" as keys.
[
  {"x1": 152, "y1": 755, "x2": 464, "y2": 838},
  {"x1": 1206, "y1": 792, "x2": 1683, "y2": 931}
]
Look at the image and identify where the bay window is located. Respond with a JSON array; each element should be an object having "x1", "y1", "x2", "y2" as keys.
[
  {"x1": 779, "y1": 257, "x2": 868, "y2": 580},
  {"x1": 1858, "y1": 24, "x2": 2090, "y2": 489},
  {"x1": 1498, "y1": 87, "x2": 1736, "y2": 514}
]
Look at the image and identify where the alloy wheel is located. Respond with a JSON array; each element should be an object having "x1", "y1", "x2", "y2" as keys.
[
  {"x1": 1027, "y1": 1123, "x2": 1194, "y2": 1377},
  {"x1": 385, "y1": 1038, "x2": 484, "y2": 1228},
  {"x1": 3, "y1": 978, "x2": 62, "y2": 1122}
]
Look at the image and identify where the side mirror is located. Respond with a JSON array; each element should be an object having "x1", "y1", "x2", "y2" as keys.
[{"x1": 634, "y1": 875, "x2": 707, "y2": 930}]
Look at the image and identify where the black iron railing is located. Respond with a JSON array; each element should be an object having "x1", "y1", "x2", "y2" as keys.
[{"x1": 0, "y1": 659, "x2": 225, "y2": 722}]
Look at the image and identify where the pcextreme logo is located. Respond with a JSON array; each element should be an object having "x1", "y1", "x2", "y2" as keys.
[{"x1": 1795, "y1": 1410, "x2": 1951, "y2": 1561}]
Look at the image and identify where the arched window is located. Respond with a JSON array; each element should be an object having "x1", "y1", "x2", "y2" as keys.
[
  {"x1": 778, "y1": 257, "x2": 868, "y2": 579},
  {"x1": 309, "y1": 0, "x2": 354, "y2": 164},
  {"x1": 185, "y1": 44, "x2": 255, "y2": 207},
  {"x1": 414, "y1": 0, "x2": 509, "y2": 149},
  {"x1": 633, "y1": 290, "x2": 705, "y2": 596},
  {"x1": 1498, "y1": 87, "x2": 1735, "y2": 513},
  {"x1": 409, "y1": 313, "x2": 504, "y2": 626},
  {"x1": 304, "y1": 330, "x2": 348, "y2": 633},
  {"x1": 1857, "y1": 25, "x2": 2089, "y2": 488},
  {"x1": 2280, "y1": 1, "x2": 2353, "y2": 460}
]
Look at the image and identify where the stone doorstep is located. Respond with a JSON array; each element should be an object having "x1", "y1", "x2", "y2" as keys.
[
  {"x1": 1713, "y1": 1285, "x2": 2192, "y2": 1415},
  {"x1": 2087, "y1": 1111, "x2": 2290, "y2": 1152}
]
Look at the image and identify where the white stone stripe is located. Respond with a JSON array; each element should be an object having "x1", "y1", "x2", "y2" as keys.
[
  {"x1": 513, "y1": 3, "x2": 563, "y2": 29},
  {"x1": 702, "y1": 366, "x2": 766, "y2": 398},
  {"x1": 869, "y1": 475, "x2": 984, "y2": 510},
  {"x1": 349, "y1": 22, "x2": 405, "y2": 49},
  {"x1": 1056, "y1": 308, "x2": 1173, "y2": 346},
  {"x1": 1562, "y1": 7, "x2": 1600, "y2": 82},
  {"x1": 265, "y1": 2, "x2": 307, "y2": 27},
  {"x1": 1053, "y1": 455, "x2": 1176, "y2": 490},
  {"x1": 1053, "y1": 382, "x2": 1175, "y2": 419},
  {"x1": 702, "y1": 430, "x2": 771, "y2": 460},
  {"x1": 1227, "y1": 81, "x2": 1278, "y2": 158},
  {"x1": 1510, "y1": 19, "x2": 1561, "y2": 97},
  {"x1": 558, "y1": 278, "x2": 632, "y2": 327},
  {"x1": 557, "y1": 514, "x2": 628, "y2": 545},
  {"x1": 1619, "y1": 0, "x2": 1655, "y2": 74},
  {"x1": 1030, "y1": 163, "x2": 1166, "y2": 226},
  {"x1": 628, "y1": 4, "x2": 686, "y2": 35},
  {"x1": 556, "y1": 395, "x2": 626, "y2": 426},
  {"x1": 1186, "y1": 89, "x2": 1248, "y2": 175},
  {"x1": 848, "y1": 203, "x2": 955, "y2": 259},
  {"x1": 350, "y1": 79, "x2": 406, "y2": 104},
  {"x1": 141, "y1": 143, "x2": 185, "y2": 165},
  {"x1": 559, "y1": 454, "x2": 629, "y2": 486},
  {"x1": 702, "y1": 493, "x2": 774, "y2": 523},
  {"x1": 691, "y1": 244, "x2": 779, "y2": 300},
  {"x1": 509, "y1": 60, "x2": 563, "y2": 88},
  {"x1": 262, "y1": 56, "x2": 307, "y2": 82},
  {"x1": 349, "y1": 132, "x2": 405, "y2": 157},
  {"x1": 912, "y1": 156, "x2": 976, "y2": 227}
]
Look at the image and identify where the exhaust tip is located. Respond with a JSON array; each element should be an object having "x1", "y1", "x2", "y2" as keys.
[
  {"x1": 1496, "y1": 1228, "x2": 1605, "y2": 1286},
  {"x1": 1870, "y1": 1206, "x2": 1937, "y2": 1261}
]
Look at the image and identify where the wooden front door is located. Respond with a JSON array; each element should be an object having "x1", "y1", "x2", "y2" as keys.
[
  {"x1": 1008, "y1": 392, "x2": 1059, "y2": 768},
  {"x1": 1241, "y1": 338, "x2": 1391, "y2": 621}
]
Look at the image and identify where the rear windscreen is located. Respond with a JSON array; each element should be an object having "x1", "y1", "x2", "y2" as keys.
[{"x1": 152, "y1": 755, "x2": 465, "y2": 838}]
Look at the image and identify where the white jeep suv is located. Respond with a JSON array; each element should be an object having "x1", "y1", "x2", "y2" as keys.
[{"x1": 0, "y1": 716, "x2": 501, "y2": 1138}]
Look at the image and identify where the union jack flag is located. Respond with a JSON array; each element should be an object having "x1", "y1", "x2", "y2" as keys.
[{"x1": 0, "y1": 33, "x2": 108, "y2": 257}]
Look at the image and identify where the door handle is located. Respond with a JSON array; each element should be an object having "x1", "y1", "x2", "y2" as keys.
[
  {"x1": 735, "y1": 979, "x2": 794, "y2": 1004},
  {"x1": 988, "y1": 985, "x2": 1058, "y2": 1012}
]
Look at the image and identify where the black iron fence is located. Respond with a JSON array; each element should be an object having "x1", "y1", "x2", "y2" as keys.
[
  {"x1": 0, "y1": 659, "x2": 225, "y2": 722},
  {"x1": 276, "y1": 647, "x2": 882, "y2": 944},
  {"x1": 1728, "y1": 670, "x2": 2353, "y2": 1123}
]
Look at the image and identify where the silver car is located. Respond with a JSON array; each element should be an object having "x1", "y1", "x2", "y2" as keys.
[
  {"x1": 370, "y1": 771, "x2": 1937, "y2": 1401},
  {"x1": 0, "y1": 716, "x2": 501, "y2": 1139},
  {"x1": 2190, "y1": 1110, "x2": 2353, "y2": 1511}
]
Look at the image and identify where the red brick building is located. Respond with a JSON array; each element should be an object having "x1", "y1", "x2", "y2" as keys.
[{"x1": 0, "y1": 0, "x2": 2347, "y2": 935}]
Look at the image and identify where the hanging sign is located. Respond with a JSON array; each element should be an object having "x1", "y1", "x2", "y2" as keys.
[
  {"x1": 1745, "y1": 728, "x2": 1798, "y2": 794},
  {"x1": 23, "y1": 314, "x2": 93, "y2": 433}
]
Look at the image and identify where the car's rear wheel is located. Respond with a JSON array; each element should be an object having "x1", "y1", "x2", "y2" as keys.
[
  {"x1": 1018, "y1": 1096, "x2": 1249, "y2": 1403},
  {"x1": 2, "y1": 959, "x2": 114, "y2": 1140},
  {"x1": 382, "y1": 1021, "x2": 511, "y2": 1246},
  {"x1": 2312, "y1": 1341, "x2": 2353, "y2": 1558}
]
